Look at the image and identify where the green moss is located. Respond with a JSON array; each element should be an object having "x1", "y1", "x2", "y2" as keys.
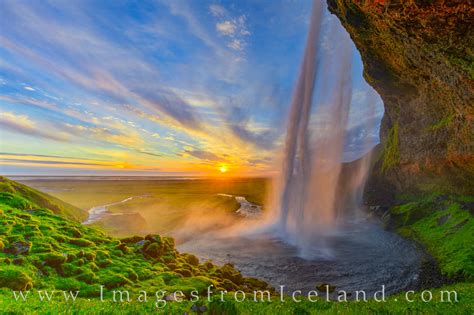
[
  {"x1": 388, "y1": 195, "x2": 474, "y2": 280},
  {"x1": 0, "y1": 192, "x2": 34, "y2": 210},
  {"x1": 428, "y1": 114, "x2": 455, "y2": 131},
  {"x1": 76, "y1": 271, "x2": 97, "y2": 284},
  {"x1": 448, "y1": 55, "x2": 474, "y2": 80},
  {"x1": 99, "y1": 272, "x2": 132, "y2": 289},
  {"x1": 69, "y1": 238, "x2": 94, "y2": 247},
  {"x1": 0, "y1": 266, "x2": 33, "y2": 291},
  {"x1": 0, "y1": 177, "x2": 87, "y2": 221},
  {"x1": 183, "y1": 253, "x2": 200, "y2": 266},
  {"x1": 41, "y1": 253, "x2": 67, "y2": 268},
  {"x1": 381, "y1": 122, "x2": 400, "y2": 173},
  {"x1": 143, "y1": 242, "x2": 162, "y2": 258}
]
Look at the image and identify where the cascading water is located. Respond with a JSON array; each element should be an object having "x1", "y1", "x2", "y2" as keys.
[
  {"x1": 271, "y1": 0, "x2": 371, "y2": 257},
  {"x1": 180, "y1": 0, "x2": 423, "y2": 295}
]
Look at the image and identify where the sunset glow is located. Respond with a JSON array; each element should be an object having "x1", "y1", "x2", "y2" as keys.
[
  {"x1": 219, "y1": 165, "x2": 228, "y2": 173},
  {"x1": 0, "y1": 1, "x2": 383, "y2": 176}
]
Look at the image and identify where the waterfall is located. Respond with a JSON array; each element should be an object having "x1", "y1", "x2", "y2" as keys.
[{"x1": 271, "y1": 0, "x2": 372, "y2": 257}]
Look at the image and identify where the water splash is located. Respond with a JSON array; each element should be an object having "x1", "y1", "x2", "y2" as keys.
[{"x1": 270, "y1": 0, "x2": 372, "y2": 257}]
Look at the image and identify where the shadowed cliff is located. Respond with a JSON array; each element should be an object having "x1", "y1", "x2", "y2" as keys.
[{"x1": 328, "y1": 0, "x2": 473, "y2": 202}]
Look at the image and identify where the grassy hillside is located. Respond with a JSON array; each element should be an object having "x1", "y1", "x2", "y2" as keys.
[
  {"x1": 0, "y1": 182, "x2": 271, "y2": 299},
  {"x1": 0, "y1": 177, "x2": 87, "y2": 222},
  {"x1": 384, "y1": 194, "x2": 474, "y2": 281}
]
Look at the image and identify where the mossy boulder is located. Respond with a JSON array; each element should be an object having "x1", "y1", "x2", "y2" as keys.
[
  {"x1": 42, "y1": 253, "x2": 67, "y2": 267},
  {"x1": 120, "y1": 235, "x2": 144, "y2": 244},
  {"x1": 221, "y1": 279, "x2": 238, "y2": 291},
  {"x1": 60, "y1": 263, "x2": 82, "y2": 277},
  {"x1": 184, "y1": 253, "x2": 200, "y2": 266},
  {"x1": 0, "y1": 267, "x2": 33, "y2": 290},
  {"x1": 244, "y1": 277, "x2": 269, "y2": 290},
  {"x1": 175, "y1": 268, "x2": 193, "y2": 277},
  {"x1": 219, "y1": 263, "x2": 243, "y2": 285},
  {"x1": 69, "y1": 238, "x2": 94, "y2": 247},
  {"x1": 143, "y1": 242, "x2": 162, "y2": 258},
  {"x1": 115, "y1": 243, "x2": 130, "y2": 254},
  {"x1": 100, "y1": 272, "x2": 132, "y2": 289},
  {"x1": 4, "y1": 240, "x2": 31, "y2": 255},
  {"x1": 76, "y1": 271, "x2": 97, "y2": 284},
  {"x1": 65, "y1": 227, "x2": 83, "y2": 238},
  {"x1": 96, "y1": 258, "x2": 112, "y2": 268},
  {"x1": 145, "y1": 234, "x2": 162, "y2": 243}
]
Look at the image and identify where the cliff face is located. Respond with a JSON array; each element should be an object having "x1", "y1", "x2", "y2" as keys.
[{"x1": 328, "y1": 0, "x2": 474, "y2": 201}]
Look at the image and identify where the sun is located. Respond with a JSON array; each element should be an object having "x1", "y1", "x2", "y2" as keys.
[{"x1": 219, "y1": 165, "x2": 228, "y2": 173}]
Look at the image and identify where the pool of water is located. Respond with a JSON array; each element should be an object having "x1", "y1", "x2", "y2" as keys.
[{"x1": 178, "y1": 219, "x2": 423, "y2": 296}]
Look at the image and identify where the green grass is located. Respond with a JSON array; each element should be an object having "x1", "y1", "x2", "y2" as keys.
[
  {"x1": 0, "y1": 177, "x2": 86, "y2": 222},
  {"x1": 0, "y1": 283, "x2": 472, "y2": 314},
  {"x1": 388, "y1": 194, "x2": 474, "y2": 280}
]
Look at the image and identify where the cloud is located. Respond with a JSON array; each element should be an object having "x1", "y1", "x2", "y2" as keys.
[
  {"x1": 0, "y1": 158, "x2": 103, "y2": 167},
  {"x1": 184, "y1": 149, "x2": 220, "y2": 161},
  {"x1": 227, "y1": 39, "x2": 244, "y2": 51},
  {"x1": 0, "y1": 152, "x2": 108, "y2": 162},
  {"x1": 23, "y1": 86, "x2": 35, "y2": 91},
  {"x1": 136, "y1": 150, "x2": 162, "y2": 158},
  {"x1": 216, "y1": 21, "x2": 237, "y2": 36},
  {"x1": 63, "y1": 123, "x2": 144, "y2": 148},
  {"x1": 209, "y1": 4, "x2": 226, "y2": 17},
  {"x1": 0, "y1": 111, "x2": 68, "y2": 142},
  {"x1": 209, "y1": 3, "x2": 250, "y2": 52}
]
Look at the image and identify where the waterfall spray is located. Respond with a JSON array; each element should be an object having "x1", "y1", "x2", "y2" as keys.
[{"x1": 271, "y1": 0, "x2": 369, "y2": 257}]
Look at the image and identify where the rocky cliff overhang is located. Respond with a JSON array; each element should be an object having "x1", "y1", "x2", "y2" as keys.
[{"x1": 328, "y1": 0, "x2": 473, "y2": 200}]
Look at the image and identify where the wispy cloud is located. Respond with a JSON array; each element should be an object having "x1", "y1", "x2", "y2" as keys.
[
  {"x1": 0, "y1": 111, "x2": 68, "y2": 142},
  {"x1": 209, "y1": 4, "x2": 226, "y2": 17},
  {"x1": 211, "y1": 6, "x2": 251, "y2": 52},
  {"x1": 184, "y1": 149, "x2": 220, "y2": 161}
]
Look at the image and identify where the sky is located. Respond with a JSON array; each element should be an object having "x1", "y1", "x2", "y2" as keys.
[{"x1": 0, "y1": 0, "x2": 384, "y2": 176}]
